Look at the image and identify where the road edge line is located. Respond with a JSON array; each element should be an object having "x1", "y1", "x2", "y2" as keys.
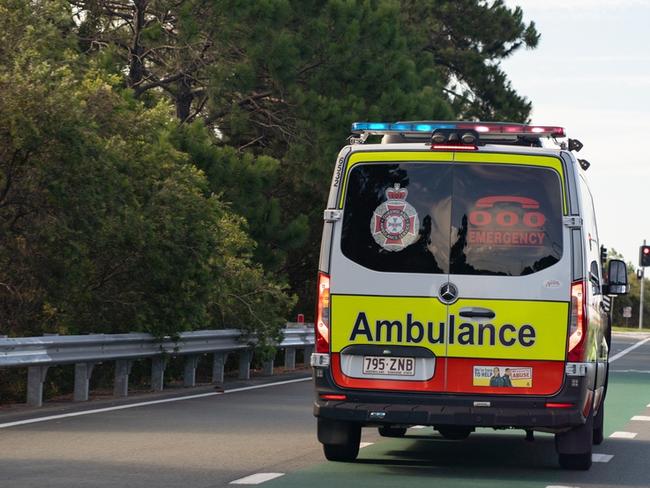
[
  {"x1": 0, "y1": 376, "x2": 311, "y2": 429},
  {"x1": 609, "y1": 337, "x2": 650, "y2": 363}
]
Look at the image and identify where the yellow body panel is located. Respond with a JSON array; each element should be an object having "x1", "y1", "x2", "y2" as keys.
[{"x1": 331, "y1": 295, "x2": 569, "y2": 361}]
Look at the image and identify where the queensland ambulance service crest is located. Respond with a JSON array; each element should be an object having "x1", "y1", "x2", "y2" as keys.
[{"x1": 370, "y1": 184, "x2": 420, "y2": 252}]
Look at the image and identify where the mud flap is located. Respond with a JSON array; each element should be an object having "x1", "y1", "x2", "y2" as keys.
[
  {"x1": 318, "y1": 418, "x2": 360, "y2": 445},
  {"x1": 555, "y1": 412, "x2": 593, "y2": 454}
]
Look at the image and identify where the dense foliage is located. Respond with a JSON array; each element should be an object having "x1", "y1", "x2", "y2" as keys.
[{"x1": 0, "y1": 0, "x2": 539, "y2": 341}]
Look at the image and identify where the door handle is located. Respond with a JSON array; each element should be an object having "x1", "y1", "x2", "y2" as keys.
[{"x1": 458, "y1": 307, "x2": 496, "y2": 319}]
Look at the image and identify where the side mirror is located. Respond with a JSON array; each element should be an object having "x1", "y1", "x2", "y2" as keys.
[{"x1": 605, "y1": 259, "x2": 629, "y2": 295}]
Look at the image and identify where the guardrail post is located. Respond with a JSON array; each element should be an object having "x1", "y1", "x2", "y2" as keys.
[
  {"x1": 73, "y1": 362, "x2": 96, "y2": 402},
  {"x1": 284, "y1": 348, "x2": 296, "y2": 370},
  {"x1": 238, "y1": 350, "x2": 251, "y2": 380},
  {"x1": 183, "y1": 355, "x2": 200, "y2": 387},
  {"x1": 27, "y1": 365, "x2": 49, "y2": 407},
  {"x1": 212, "y1": 352, "x2": 227, "y2": 384},
  {"x1": 262, "y1": 359, "x2": 274, "y2": 376},
  {"x1": 114, "y1": 360, "x2": 133, "y2": 397},
  {"x1": 151, "y1": 356, "x2": 167, "y2": 391},
  {"x1": 303, "y1": 345, "x2": 314, "y2": 364}
]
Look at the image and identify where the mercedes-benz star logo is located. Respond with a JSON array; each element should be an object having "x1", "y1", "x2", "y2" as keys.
[{"x1": 438, "y1": 282, "x2": 459, "y2": 304}]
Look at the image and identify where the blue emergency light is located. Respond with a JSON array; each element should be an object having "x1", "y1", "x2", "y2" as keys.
[{"x1": 351, "y1": 121, "x2": 565, "y2": 138}]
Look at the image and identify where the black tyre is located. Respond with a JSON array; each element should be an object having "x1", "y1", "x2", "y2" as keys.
[
  {"x1": 322, "y1": 423, "x2": 361, "y2": 462},
  {"x1": 558, "y1": 452, "x2": 592, "y2": 470},
  {"x1": 378, "y1": 426, "x2": 407, "y2": 438},
  {"x1": 593, "y1": 402, "x2": 605, "y2": 445},
  {"x1": 437, "y1": 426, "x2": 472, "y2": 440}
]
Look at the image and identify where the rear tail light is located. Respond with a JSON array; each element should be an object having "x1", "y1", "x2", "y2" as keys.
[
  {"x1": 319, "y1": 394, "x2": 346, "y2": 401},
  {"x1": 315, "y1": 272, "x2": 330, "y2": 353},
  {"x1": 545, "y1": 402, "x2": 574, "y2": 409},
  {"x1": 568, "y1": 280, "x2": 587, "y2": 361}
]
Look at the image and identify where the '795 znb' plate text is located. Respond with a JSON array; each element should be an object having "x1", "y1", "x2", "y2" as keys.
[{"x1": 362, "y1": 356, "x2": 415, "y2": 376}]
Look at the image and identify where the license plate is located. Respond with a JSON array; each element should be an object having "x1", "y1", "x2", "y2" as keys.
[{"x1": 362, "y1": 356, "x2": 415, "y2": 376}]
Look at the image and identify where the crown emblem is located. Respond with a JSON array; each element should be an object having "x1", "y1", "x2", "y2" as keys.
[{"x1": 386, "y1": 184, "x2": 408, "y2": 201}]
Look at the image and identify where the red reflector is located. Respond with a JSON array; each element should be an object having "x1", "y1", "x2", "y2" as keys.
[
  {"x1": 545, "y1": 402, "x2": 574, "y2": 409},
  {"x1": 320, "y1": 394, "x2": 346, "y2": 401},
  {"x1": 431, "y1": 144, "x2": 477, "y2": 151}
]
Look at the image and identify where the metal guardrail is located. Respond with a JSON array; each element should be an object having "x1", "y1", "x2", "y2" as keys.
[{"x1": 0, "y1": 326, "x2": 314, "y2": 407}]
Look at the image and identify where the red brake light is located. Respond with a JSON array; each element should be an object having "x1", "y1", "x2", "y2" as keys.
[
  {"x1": 431, "y1": 144, "x2": 477, "y2": 151},
  {"x1": 319, "y1": 394, "x2": 346, "y2": 401},
  {"x1": 315, "y1": 272, "x2": 330, "y2": 353},
  {"x1": 568, "y1": 280, "x2": 587, "y2": 361},
  {"x1": 546, "y1": 402, "x2": 574, "y2": 409}
]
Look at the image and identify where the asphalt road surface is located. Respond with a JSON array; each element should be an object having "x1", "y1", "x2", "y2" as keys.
[{"x1": 1, "y1": 332, "x2": 649, "y2": 488}]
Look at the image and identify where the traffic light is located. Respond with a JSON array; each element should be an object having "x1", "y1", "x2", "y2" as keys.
[
  {"x1": 600, "y1": 245, "x2": 607, "y2": 266},
  {"x1": 640, "y1": 245, "x2": 650, "y2": 267}
]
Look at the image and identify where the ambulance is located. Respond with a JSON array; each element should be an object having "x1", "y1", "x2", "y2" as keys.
[{"x1": 311, "y1": 121, "x2": 629, "y2": 470}]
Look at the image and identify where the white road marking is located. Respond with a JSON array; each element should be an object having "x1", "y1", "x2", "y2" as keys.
[
  {"x1": 609, "y1": 337, "x2": 650, "y2": 362},
  {"x1": 410, "y1": 425, "x2": 427, "y2": 429},
  {"x1": 592, "y1": 453, "x2": 614, "y2": 463},
  {"x1": 610, "y1": 431, "x2": 637, "y2": 439},
  {"x1": 0, "y1": 376, "x2": 311, "y2": 429},
  {"x1": 609, "y1": 369, "x2": 650, "y2": 374},
  {"x1": 359, "y1": 442, "x2": 374, "y2": 448},
  {"x1": 230, "y1": 473, "x2": 285, "y2": 485},
  {"x1": 631, "y1": 416, "x2": 650, "y2": 421}
]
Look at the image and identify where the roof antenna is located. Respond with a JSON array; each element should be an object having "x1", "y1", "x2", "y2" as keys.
[{"x1": 578, "y1": 159, "x2": 591, "y2": 170}]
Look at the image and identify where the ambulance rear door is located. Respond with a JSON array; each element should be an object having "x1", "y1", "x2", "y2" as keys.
[{"x1": 443, "y1": 152, "x2": 571, "y2": 396}]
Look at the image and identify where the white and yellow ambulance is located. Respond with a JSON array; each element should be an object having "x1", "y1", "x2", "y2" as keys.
[{"x1": 311, "y1": 121, "x2": 629, "y2": 470}]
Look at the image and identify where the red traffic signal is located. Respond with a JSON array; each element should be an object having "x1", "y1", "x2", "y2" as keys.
[{"x1": 640, "y1": 245, "x2": 650, "y2": 267}]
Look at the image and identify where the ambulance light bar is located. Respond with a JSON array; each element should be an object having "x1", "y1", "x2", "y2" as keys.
[{"x1": 351, "y1": 121, "x2": 566, "y2": 138}]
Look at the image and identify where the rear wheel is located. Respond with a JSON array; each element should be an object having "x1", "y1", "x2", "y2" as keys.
[
  {"x1": 322, "y1": 422, "x2": 361, "y2": 462},
  {"x1": 558, "y1": 452, "x2": 593, "y2": 470},
  {"x1": 437, "y1": 426, "x2": 473, "y2": 440},
  {"x1": 593, "y1": 402, "x2": 605, "y2": 445},
  {"x1": 378, "y1": 426, "x2": 407, "y2": 438}
]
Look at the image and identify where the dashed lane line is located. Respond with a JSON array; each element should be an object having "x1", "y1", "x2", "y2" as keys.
[
  {"x1": 631, "y1": 415, "x2": 650, "y2": 421},
  {"x1": 359, "y1": 442, "x2": 374, "y2": 448},
  {"x1": 0, "y1": 376, "x2": 312, "y2": 429},
  {"x1": 610, "y1": 431, "x2": 637, "y2": 439},
  {"x1": 609, "y1": 337, "x2": 650, "y2": 362},
  {"x1": 592, "y1": 453, "x2": 614, "y2": 463},
  {"x1": 229, "y1": 473, "x2": 285, "y2": 485}
]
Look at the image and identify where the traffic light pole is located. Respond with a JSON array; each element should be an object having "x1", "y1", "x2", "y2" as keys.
[{"x1": 641, "y1": 239, "x2": 646, "y2": 330}]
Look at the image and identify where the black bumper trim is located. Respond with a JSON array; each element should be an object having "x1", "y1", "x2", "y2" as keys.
[{"x1": 314, "y1": 401, "x2": 584, "y2": 429}]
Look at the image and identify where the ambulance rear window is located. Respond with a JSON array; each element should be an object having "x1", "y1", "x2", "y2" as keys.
[
  {"x1": 341, "y1": 163, "x2": 452, "y2": 274},
  {"x1": 340, "y1": 161, "x2": 563, "y2": 276},
  {"x1": 449, "y1": 164, "x2": 563, "y2": 276}
]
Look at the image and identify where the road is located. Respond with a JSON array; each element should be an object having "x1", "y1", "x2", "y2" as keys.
[{"x1": 0, "y1": 333, "x2": 649, "y2": 488}]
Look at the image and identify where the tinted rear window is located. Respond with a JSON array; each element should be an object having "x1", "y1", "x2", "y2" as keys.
[{"x1": 340, "y1": 162, "x2": 563, "y2": 276}]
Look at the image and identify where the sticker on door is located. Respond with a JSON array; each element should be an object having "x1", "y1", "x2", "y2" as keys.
[{"x1": 473, "y1": 365, "x2": 532, "y2": 387}]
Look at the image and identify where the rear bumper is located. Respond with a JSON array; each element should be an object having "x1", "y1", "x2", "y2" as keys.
[
  {"x1": 313, "y1": 363, "x2": 595, "y2": 431},
  {"x1": 315, "y1": 399, "x2": 584, "y2": 429}
]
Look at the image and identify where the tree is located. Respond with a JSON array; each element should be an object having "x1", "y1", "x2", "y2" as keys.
[{"x1": 0, "y1": 0, "x2": 294, "y2": 342}]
